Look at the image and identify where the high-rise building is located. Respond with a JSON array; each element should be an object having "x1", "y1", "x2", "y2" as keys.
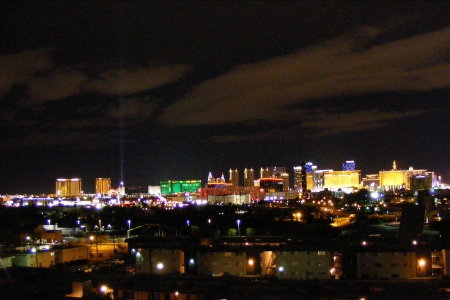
[
  {"x1": 229, "y1": 168, "x2": 239, "y2": 186},
  {"x1": 342, "y1": 160, "x2": 356, "y2": 171},
  {"x1": 261, "y1": 167, "x2": 289, "y2": 190},
  {"x1": 322, "y1": 170, "x2": 361, "y2": 192},
  {"x1": 95, "y1": 178, "x2": 111, "y2": 195},
  {"x1": 294, "y1": 162, "x2": 314, "y2": 191},
  {"x1": 244, "y1": 168, "x2": 254, "y2": 187},
  {"x1": 160, "y1": 180, "x2": 202, "y2": 196},
  {"x1": 56, "y1": 178, "x2": 82, "y2": 196},
  {"x1": 260, "y1": 167, "x2": 270, "y2": 178},
  {"x1": 379, "y1": 163, "x2": 436, "y2": 191}
]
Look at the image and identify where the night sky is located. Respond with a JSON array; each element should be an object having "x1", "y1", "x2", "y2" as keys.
[{"x1": 2, "y1": 2, "x2": 450, "y2": 194}]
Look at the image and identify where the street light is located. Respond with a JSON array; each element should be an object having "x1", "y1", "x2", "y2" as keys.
[
  {"x1": 418, "y1": 258, "x2": 426, "y2": 277},
  {"x1": 208, "y1": 219, "x2": 211, "y2": 237},
  {"x1": 89, "y1": 235, "x2": 94, "y2": 260},
  {"x1": 127, "y1": 220, "x2": 131, "y2": 230},
  {"x1": 237, "y1": 219, "x2": 241, "y2": 236},
  {"x1": 186, "y1": 220, "x2": 190, "y2": 227},
  {"x1": 278, "y1": 266, "x2": 284, "y2": 279}
]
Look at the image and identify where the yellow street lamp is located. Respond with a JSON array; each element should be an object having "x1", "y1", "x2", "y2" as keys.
[{"x1": 418, "y1": 258, "x2": 426, "y2": 277}]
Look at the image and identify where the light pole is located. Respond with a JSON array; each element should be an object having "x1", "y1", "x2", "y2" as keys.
[
  {"x1": 278, "y1": 266, "x2": 284, "y2": 279},
  {"x1": 186, "y1": 220, "x2": 190, "y2": 227},
  {"x1": 237, "y1": 219, "x2": 241, "y2": 236},
  {"x1": 127, "y1": 220, "x2": 131, "y2": 230},
  {"x1": 418, "y1": 258, "x2": 426, "y2": 278},
  {"x1": 208, "y1": 219, "x2": 211, "y2": 237},
  {"x1": 89, "y1": 235, "x2": 94, "y2": 260}
]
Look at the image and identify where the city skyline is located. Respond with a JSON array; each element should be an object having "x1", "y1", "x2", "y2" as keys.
[
  {"x1": 2, "y1": 2, "x2": 450, "y2": 194},
  {"x1": 1, "y1": 158, "x2": 439, "y2": 195}
]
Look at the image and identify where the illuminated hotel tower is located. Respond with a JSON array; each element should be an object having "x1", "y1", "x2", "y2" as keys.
[
  {"x1": 95, "y1": 178, "x2": 111, "y2": 195},
  {"x1": 244, "y1": 168, "x2": 254, "y2": 186},
  {"x1": 229, "y1": 168, "x2": 239, "y2": 186},
  {"x1": 260, "y1": 167, "x2": 270, "y2": 178},
  {"x1": 56, "y1": 178, "x2": 82, "y2": 196}
]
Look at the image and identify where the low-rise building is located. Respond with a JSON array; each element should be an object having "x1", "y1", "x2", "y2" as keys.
[
  {"x1": 53, "y1": 245, "x2": 89, "y2": 264},
  {"x1": 196, "y1": 250, "x2": 248, "y2": 276},
  {"x1": 13, "y1": 250, "x2": 55, "y2": 267},
  {"x1": 135, "y1": 248, "x2": 184, "y2": 275},
  {"x1": 357, "y1": 251, "x2": 418, "y2": 279},
  {"x1": 262, "y1": 249, "x2": 334, "y2": 280},
  {"x1": 0, "y1": 255, "x2": 15, "y2": 268}
]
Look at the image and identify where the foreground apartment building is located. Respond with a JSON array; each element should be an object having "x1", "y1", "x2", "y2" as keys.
[{"x1": 128, "y1": 236, "x2": 450, "y2": 280}]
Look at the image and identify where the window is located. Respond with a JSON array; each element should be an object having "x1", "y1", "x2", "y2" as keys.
[
  {"x1": 307, "y1": 261, "x2": 312, "y2": 266},
  {"x1": 236, "y1": 262, "x2": 241, "y2": 266},
  {"x1": 318, "y1": 261, "x2": 323, "y2": 266},
  {"x1": 391, "y1": 273, "x2": 400, "y2": 278},
  {"x1": 291, "y1": 261, "x2": 298, "y2": 265},
  {"x1": 374, "y1": 263, "x2": 382, "y2": 267},
  {"x1": 318, "y1": 251, "x2": 325, "y2": 256},
  {"x1": 404, "y1": 263, "x2": 408, "y2": 267},
  {"x1": 307, "y1": 251, "x2": 312, "y2": 255},
  {"x1": 391, "y1": 263, "x2": 399, "y2": 267},
  {"x1": 319, "y1": 272, "x2": 326, "y2": 275},
  {"x1": 225, "y1": 252, "x2": 232, "y2": 257},
  {"x1": 225, "y1": 262, "x2": 230, "y2": 267}
]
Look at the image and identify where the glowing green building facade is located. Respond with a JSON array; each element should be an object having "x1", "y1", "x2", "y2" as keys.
[{"x1": 160, "y1": 180, "x2": 202, "y2": 196}]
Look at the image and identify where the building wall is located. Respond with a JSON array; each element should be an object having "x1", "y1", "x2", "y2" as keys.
[
  {"x1": 0, "y1": 256, "x2": 15, "y2": 268},
  {"x1": 357, "y1": 251, "x2": 417, "y2": 279},
  {"x1": 136, "y1": 248, "x2": 184, "y2": 275},
  {"x1": 54, "y1": 246, "x2": 89, "y2": 264},
  {"x1": 271, "y1": 250, "x2": 333, "y2": 280},
  {"x1": 379, "y1": 171, "x2": 408, "y2": 190},
  {"x1": 196, "y1": 251, "x2": 247, "y2": 276},
  {"x1": 323, "y1": 171, "x2": 361, "y2": 191},
  {"x1": 207, "y1": 194, "x2": 251, "y2": 205},
  {"x1": 13, "y1": 251, "x2": 56, "y2": 268}
]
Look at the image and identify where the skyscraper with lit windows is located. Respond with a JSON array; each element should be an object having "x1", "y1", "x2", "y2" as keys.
[
  {"x1": 56, "y1": 178, "x2": 82, "y2": 196},
  {"x1": 95, "y1": 178, "x2": 111, "y2": 195},
  {"x1": 229, "y1": 168, "x2": 239, "y2": 186},
  {"x1": 244, "y1": 168, "x2": 254, "y2": 186}
]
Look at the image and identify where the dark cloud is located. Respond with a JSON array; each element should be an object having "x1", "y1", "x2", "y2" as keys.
[
  {"x1": 160, "y1": 27, "x2": 450, "y2": 130},
  {"x1": 1, "y1": 2, "x2": 450, "y2": 193}
]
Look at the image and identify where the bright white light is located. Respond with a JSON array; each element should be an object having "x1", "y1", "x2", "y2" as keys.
[
  {"x1": 371, "y1": 192, "x2": 379, "y2": 199},
  {"x1": 157, "y1": 262, "x2": 164, "y2": 270},
  {"x1": 278, "y1": 266, "x2": 284, "y2": 272},
  {"x1": 100, "y1": 286, "x2": 107, "y2": 293}
]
